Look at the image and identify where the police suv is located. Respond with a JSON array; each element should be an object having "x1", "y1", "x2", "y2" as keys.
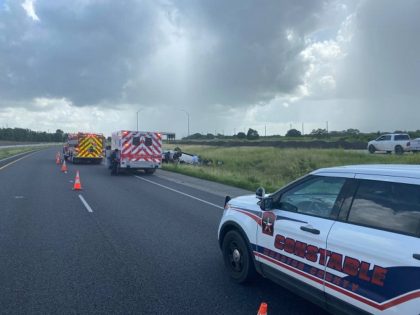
[{"x1": 218, "y1": 165, "x2": 420, "y2": 314}]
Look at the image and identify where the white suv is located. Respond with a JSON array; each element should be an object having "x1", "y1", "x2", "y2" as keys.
[
  {"x1": 367, "y1": 133, "x2": 411, "y2": 154},
  {"x1": 218, "y1": 165, "x2": 420, "y2": 315}
]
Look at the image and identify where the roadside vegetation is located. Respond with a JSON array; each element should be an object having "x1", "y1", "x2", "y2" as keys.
[
  {"x1": 163, "y1": 145, "x2": 420, "y2": 192},
  {"x1": 181, "y1": 128, "x2": 420, "y2": 143},
  {"x1": 0, "y1": 127, "x2": 65, "y2": 143},
  {"x1": 0, "y1": 146, "x2": 49, "y2": 160}
]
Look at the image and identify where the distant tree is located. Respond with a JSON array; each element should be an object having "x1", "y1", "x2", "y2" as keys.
[
  {"x1": 236, "y1": 132, "x2": 246, "y2": 139},
  {"x1": 54, "y1": 129, "x2": 64, "y2": 142},
  {"x1": 310, "y1": 128, "x2": 328, "y2": 138},
  {"x1": 247, "y1": 128, "x2": 259, "y2": 140},
  {"x1": 206, "y1": 133, "x2": 215, "y2": 139},
  {"x1": 185, "y1": 133, "x2": 203, "y2": 140},
  {"x1": 286, "y1": 129, "x2": 301, "y2": 137},
  {"x1": 345, "y1": 128, "x2": 360, "y2": 135}
]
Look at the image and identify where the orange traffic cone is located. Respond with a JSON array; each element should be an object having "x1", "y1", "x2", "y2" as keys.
[
  {"x1": 56, "y1": 155, "x2": 61, "y2": 165},
  {"x1": 73, "y1": 170, "x2": 82, "y2": 190},
  {"x1": 61, "y1": 160, "x2": 68, "y2": 173},
  {"x1": 257, "y1": 302, "x2": 267, "y2": 315}
]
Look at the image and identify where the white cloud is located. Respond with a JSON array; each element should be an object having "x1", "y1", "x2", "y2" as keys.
[{"x1": 21, "y1": 0, "x2": 39, "y2": 21}]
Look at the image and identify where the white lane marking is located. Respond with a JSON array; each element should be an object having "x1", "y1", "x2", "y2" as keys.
[
  {"x1": 78, "y1": 194, "x2": 93, "y2": 213},
  {"x1": 135, "y1": 175, "x2": 223, "y2": 209},
  {"x1": 0, "y1": 150, "x2": 33, "y2": 163},
  {"x1": 0, "y1": 152, "x2": 37, "y2": 171}
]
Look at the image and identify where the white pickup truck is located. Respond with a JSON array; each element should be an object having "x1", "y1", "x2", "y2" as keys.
[
  {"x1": 367, "y1": 133, "x2": 411, "y2": 154},
  {"x1": 410, "y1": 138, "x2": 420, "y2": 153}
]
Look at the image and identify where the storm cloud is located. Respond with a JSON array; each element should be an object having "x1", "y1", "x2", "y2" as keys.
[
  {"x1": 0, "y1": 0, "x2": 419, "y2": 135},
  {"x1": 0, "y1": 0, "x2": 329, "y2": 108}
]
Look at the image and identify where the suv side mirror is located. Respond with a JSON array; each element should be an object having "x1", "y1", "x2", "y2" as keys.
[
  {"x1": 224, "y1": 195, "x2": 231, "y2": 208},
  {"x1": 260, "y1": 197, "x2": 273, "y2": 211}
]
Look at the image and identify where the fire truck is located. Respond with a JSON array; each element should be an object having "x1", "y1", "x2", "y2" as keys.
[
  {"x1": 110, "y1": 130, "x2": 162, "y2": 174},
  {"x1": 63, "y1": 132, "x2": 105, "y2": 164}
]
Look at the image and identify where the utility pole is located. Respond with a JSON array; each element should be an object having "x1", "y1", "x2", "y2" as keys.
[
  {"x1": 265, "y1": 125, "x2": 267, "y2": 137},
  {"x1": 178, "y1": 109, "x2": 190, "y2": 137},
  {"x1": 302, "y1": 122, "x2": 304, "y2": 135},
  {"x1": 326, "y1": 121, "x2": 329, "y2": 133}
]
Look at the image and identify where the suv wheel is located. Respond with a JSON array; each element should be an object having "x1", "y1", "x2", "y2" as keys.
[
  {"x1": 368, "y1": 145, "x2": 376, "y2": 154},
  {"x1": 395, "y1": 145, "x2": 404, "y2": 155},
  {"x1": 222, "y1": 230, "x2": 256, "y2": 283}
]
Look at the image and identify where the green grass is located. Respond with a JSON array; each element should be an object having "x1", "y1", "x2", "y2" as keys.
[
  {"x1": 0, "y1": 146, "x2": 46, "y2": 160},
  {"x1": 163, "y1": 145, "x2": 420, "y2": 192}
]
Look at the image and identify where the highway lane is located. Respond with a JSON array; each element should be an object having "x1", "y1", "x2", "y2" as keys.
[
  {"x1": 0, "y1": 148, "x2": 328, "y2": 314},
  {"x1": 0, "y1": 150, "x2": 41, "y2": 169}
]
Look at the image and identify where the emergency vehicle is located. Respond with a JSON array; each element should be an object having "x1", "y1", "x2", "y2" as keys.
[
  {"x1": 111, "y1": 130, "x2": 162, "y2": 174},
  {"x1": 218, "y1": 165, "x2": 420, "y2": 314},
  {"x1": 63, "y1": 132, "x2": 104, "y2": 164}
]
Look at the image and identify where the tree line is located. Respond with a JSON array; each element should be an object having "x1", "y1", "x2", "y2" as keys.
[
  {"x1": 183, "y1": 128, "x2": 420, "y2": 142},
  {"x1": 0, "y1": 128, "x2": 66, "y2": 142}
]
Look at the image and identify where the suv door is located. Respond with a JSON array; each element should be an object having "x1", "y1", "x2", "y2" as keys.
[
  {"x1": 375, "y1": 136, "x2": 387, "y2": 151},
  {"x1": 255, "y1": 174, "x2": 352, "y2": 308},
  {"x1": 376, "y1": 135, "x2": 392, "y2": 151},
  {"x1": 325, "y1": 175, "x2": 420, "y2": 314}
]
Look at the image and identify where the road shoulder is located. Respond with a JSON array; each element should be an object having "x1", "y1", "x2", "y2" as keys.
[{"x1": 154, "y1": 169, "x2": 252, "y2": 198}]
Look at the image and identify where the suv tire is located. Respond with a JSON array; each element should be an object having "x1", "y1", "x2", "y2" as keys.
[
  {"x1": 222, "y1": 230, "x2": 256, "y2": 283},
  {"x1": 368, "y1": 145, "x2": 376, "y2": 154},
  {"x1": 395, "y1": 145, "x2": 404, "y2": 155}
]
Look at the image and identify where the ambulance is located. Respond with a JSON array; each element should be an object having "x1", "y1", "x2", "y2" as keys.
[{"x1": 110, "y1": 130, "x2": 162, "y2": 174}]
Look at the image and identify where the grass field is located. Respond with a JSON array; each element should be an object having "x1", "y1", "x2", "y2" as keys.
[
  {"x1": 163, "y1": 145, "x2": 420, "y2": 192},
  {"x1": 0, "y1": 146, "x2": 46, "y2": 160}
]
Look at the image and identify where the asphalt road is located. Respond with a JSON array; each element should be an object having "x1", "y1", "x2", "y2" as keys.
[{"x1": 0, "y1": 148, "x2": 328, "y2": 314}]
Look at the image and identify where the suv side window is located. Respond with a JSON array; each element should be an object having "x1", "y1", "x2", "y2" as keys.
[
  {"x1": 384, "y1": 135, "x2": 391, "y2": 140},
  {"x1": 394, "y1": 134, "x2": 409, "y2": 141},
  {"x1": 277, "y1": 176, "x2": 346, "y2": 219},
  {"x1": 348, "y1": 180, "x2": 420, "y2": 236}
]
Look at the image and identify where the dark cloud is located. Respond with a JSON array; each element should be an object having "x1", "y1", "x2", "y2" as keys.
[
  {"x1": 0, "y1": 0, "x2": 329, "y2": 109},
  {"x1": 128, "y1": 0, "x2": 330, "y2": 109},
  {"x1": 336, "y1": 0, "x2": 420, "y2": 99},
  {"x1": 0, "y1": 0, "x2": 160, "y2": 106},
  {"x1": 332, "y1": 0, "x2": 420, "y2": 131}
]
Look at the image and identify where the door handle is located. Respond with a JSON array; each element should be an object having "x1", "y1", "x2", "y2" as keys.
[
  {"x1": 413, "y1": 254, "x2": 420, "y2": 261},
  {"x1": 300, "y1": 226, "x2": 320, "y2": 235}
]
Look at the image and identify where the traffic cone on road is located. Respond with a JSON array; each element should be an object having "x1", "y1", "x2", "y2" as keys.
[
  {"x1": 56, "y1": 154, "x2": 61, "y2": 165},
  {"x1": 73, "y1": 170, "x2": 82, "y2": 190},
  {"x1": 257, "y1": 302, "x2": 267, "y2": 315},
  {"x1": 61, "y1": 160, "x2": 68, "y2": 173}
]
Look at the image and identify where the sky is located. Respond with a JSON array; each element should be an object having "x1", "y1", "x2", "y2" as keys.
[{"x1": 0, "y1": 0, "x2": 419, "y2": 138}]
